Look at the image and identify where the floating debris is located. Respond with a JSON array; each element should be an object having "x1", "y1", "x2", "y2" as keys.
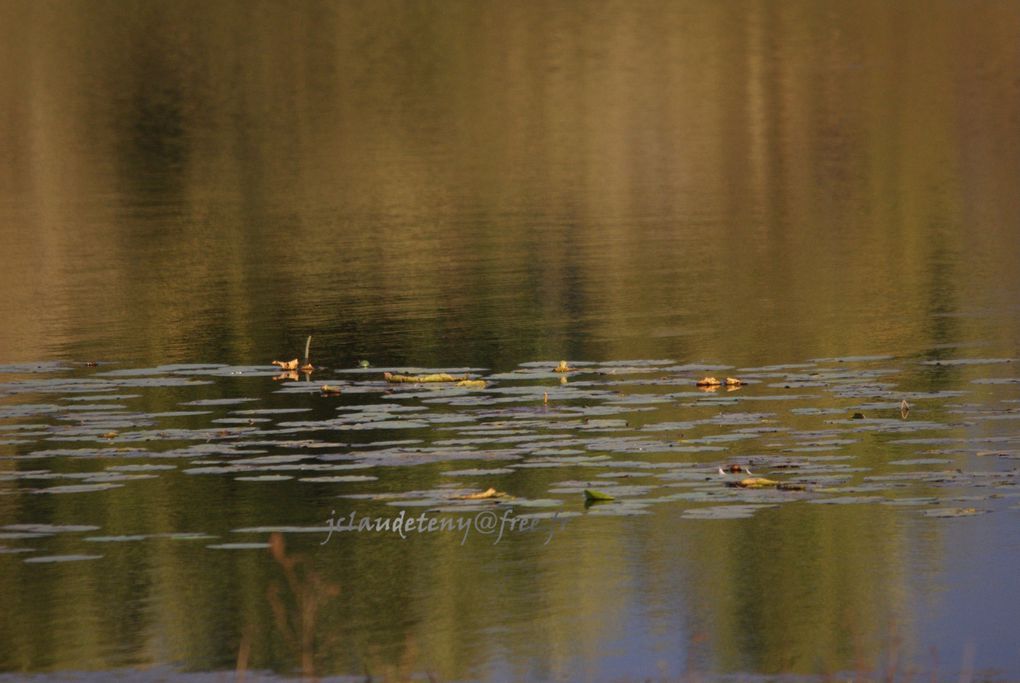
[
  {"x1": 727, "y1": 477, "x2": 780, "y2": 489},
  {"x1": 553, "y1": 360, "x2": 575, "y2": 373},
  {"x1": 384, "y1": 372, "x2": 469, "y2": 383},
  {"x1": 719, "y1": 464, "x2": 752, "y2": 475},
  {"x1": 583, "y1": 488, "x2": 616, "y2": 502},
  {"x1": 457, "y1": 380, "x2": 488, "y2": 389},
  {"x1": 320, "y1": 385, "x2": 342, "y2": 396},
  {"x1": 272, "y1": 359, "x2": 299, "y2": 371}
]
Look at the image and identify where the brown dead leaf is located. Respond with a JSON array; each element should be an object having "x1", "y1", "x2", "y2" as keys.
[{"x1": 273, "y1": 359, "x2": 299, "y2": 371}]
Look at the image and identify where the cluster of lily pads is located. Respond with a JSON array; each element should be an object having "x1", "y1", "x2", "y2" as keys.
[{"x1": 1, "y1": 354, "x2": 1019, "y2": 559}]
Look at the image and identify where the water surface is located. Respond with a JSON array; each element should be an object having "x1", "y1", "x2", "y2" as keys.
[{"x1": 2, "y1": 1, "x2": 1020, "y2": 681}]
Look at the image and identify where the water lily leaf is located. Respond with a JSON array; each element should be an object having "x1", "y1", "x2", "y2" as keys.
[
  {"x1": 683, "y1": 504, "x2": 776, "y2": 519},
  {"x1": 24, "y1": 554, "x2": 103, "y2": 563},
  {"x1": 922, "y1": 507, "x2": 989, "y2": 518},
  {"x1": 2, "y1": 524, "x2": 100, "y2": 533},
  {"x1": 298, "y1": 475, "x2": 378, "y2": 483},
  {"x1": 34, "y1": 483, "x2": 124, "y2": 494}
]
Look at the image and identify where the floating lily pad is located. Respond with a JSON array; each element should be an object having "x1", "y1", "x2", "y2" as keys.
[
  {"x1": 24, "y1": 554, "x2": 103, "y2": 563},
  {"x1": 235, "y1": 475, "x2": 293, "y2": 482},
  {"x1": 231, "y1": 526, "x2": 331, "y2": 534},
  {"x1": 922, "y1": 507, "x2": 989, "y2": 518},
  {"x1": 298, "y1": 475, "x2": 378, "y2": 483},
  {"x1": 683, "y1": 504, "x2": 777, "y2": 519},
  {"x1": 443, "y1": 468, "x2": 515, "y2": 477},
  {"x1": 158, "y1": 533, "x2": 218, "y2": 541}
]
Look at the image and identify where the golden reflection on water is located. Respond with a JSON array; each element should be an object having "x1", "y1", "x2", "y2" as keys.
[
  {"x1": 1, "y1": 1, "x2": 1019, "y2": 369},
  {"x1": 1, "y1": 1, "x2": 1020, "y2": 680}
]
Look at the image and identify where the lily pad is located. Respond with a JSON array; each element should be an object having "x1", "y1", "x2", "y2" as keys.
[
  {"x1": 922, "y1": 507, "x2": 989, "y2": 518},
  {"x1": 24, "y1": 554, "x2": 103, "y2": 563}
]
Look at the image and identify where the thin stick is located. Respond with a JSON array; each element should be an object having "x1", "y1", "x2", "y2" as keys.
[{"x1": 304, "y1": 335, "x2": 312, "y2": 366}]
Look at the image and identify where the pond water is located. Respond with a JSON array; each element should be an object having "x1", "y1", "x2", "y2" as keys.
[{"x1": 2, "y1": 2, "x2": 1020, "y2": 681}]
